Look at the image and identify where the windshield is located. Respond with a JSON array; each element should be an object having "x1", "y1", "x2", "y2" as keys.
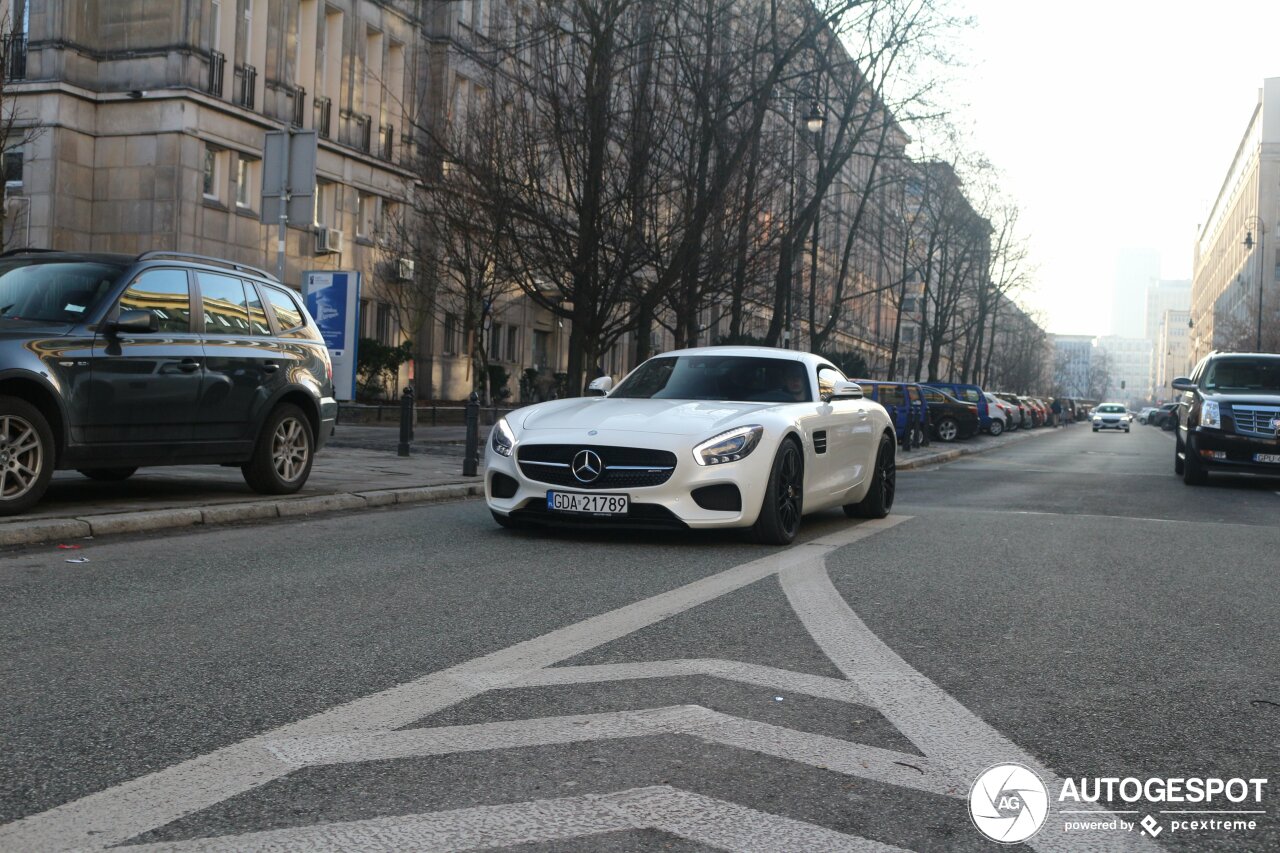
[
  {"x1": 611, "y1": 355, "x2": 812, "y2": 402},
  {"x1": 0, "y1": 261, "x2": 125, "y2": 324},
  {"x1": 1097, "y1": 405, "x2": 1126, "y2": 413},
  {"x1": 1202, "y1": 359, "x2": 1280, "y2": 394}
]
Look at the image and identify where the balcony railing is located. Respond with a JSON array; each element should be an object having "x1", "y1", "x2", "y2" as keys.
[
  {"x1": 379, "y1": 124, "x2": 394, "y2": 160},
  {"x1": 314, "y1": 96, "x2": 332, "y2": 139},
  {"x1": 206, "y1": 50, "x2": 225, "y2": 97},
  {"x1": 3, "y1": 33, "x2": 27, "y2": 81},
  {"x1": 353, "y1": 113, "x2": 372, "y2": 153},
  {"x1": 291, "y1": 86, "x2": 306, "y2": 127},
  {"x1": 234, "y1": 64, "x2": 257, "y2": 110}
]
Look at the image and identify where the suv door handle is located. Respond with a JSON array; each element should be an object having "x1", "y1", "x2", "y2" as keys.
[
  {"x1": 177, "y1": 359, "x2": 201, "y2": 373},
  {"x1": 262, "y1": 362, "x2": 280, "y2": 373}
]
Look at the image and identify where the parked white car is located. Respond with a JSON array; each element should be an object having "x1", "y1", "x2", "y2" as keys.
[
  {"x1": 1092, "y1": 403, "x2": 1131, "y2": 432},
  {"x1": 485, "y1": 347, "x2": 897, "y2": 544},
  {"x1": 984, "y1": 392, "x2": 1017, "y2": 434},
  {"x1": 1137, "y1": 406, "x2": 1159, "y2": 424}
]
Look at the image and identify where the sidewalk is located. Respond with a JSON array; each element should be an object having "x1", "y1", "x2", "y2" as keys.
[{"x1": 2, "y1": 423, "x2": 1053, "y2": 547}]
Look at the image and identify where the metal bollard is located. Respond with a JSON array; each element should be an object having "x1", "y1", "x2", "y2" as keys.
[
  {"x1": 397, "y1": 386, "x2": 414, "y2": 457},
  {"x1": 463, "y1": 391, "x2": 480, "y2": 476}
]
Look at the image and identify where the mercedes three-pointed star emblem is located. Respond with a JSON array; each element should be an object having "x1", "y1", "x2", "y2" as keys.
[{"x1": 571, "y1": 449, "x2": 603, "y2": 483}]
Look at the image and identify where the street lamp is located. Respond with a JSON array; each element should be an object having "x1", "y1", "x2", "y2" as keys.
[
  {"x1": 1243, "y1": 216, "x2": 1265, "y2": 351},
  {"x1": 805, "y1": 101, "x2": 825, "y2": 134}
]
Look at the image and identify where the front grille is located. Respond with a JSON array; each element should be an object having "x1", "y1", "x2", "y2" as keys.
[
  {"x1": 1230, "y1": 405, "x2": 1280, "y2": 438},
  {"x1": 517, "y1": 444, "x2": 677, "y2": 489}
]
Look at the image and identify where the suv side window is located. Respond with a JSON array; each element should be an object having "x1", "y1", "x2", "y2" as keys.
[
  {"x1": 880, "y1": 385, "x2": 905, "y2": 406},
  {"x1": 198, "y1": 272, "x2": 253, "y2": 335},
  {"x1": 923, "y1": 389, "x2": 945, "y2": 404},
  {"x1": 117, "y1": 269, "x2": 192, "y2": 333},
  {"x1": 262, "y1": 284, "x2": 305, "y2": 335}
]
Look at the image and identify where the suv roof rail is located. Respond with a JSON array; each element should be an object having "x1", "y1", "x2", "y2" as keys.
[
  {"x1": 0, "y1": 247, "x2": 61, "y2": 257},
  {"x1": 134, "y1": 251, "x2": 279, "y2": 282}
]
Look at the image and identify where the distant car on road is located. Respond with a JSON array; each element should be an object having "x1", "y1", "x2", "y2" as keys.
[
  {"x1": 1173, "y1": 352, "x2": 1280, "y2": 486},
  {"x1": 485, "y1": 347, "x2": 897, "y2": 545},
  {"x1": 1151, "y1": 402, "x2": 1179, "y2": 430},
  {"x1": 0, "y1": 250, "x2": 337, "y2": 516},
  {"x1": 1091, "y1": 403, "x2": 1131, "y2": 432},
  {"x1": 1137, "y1": 406, "x2": 1159, "y2": 424}
]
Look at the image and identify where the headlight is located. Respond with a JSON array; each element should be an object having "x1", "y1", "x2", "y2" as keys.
[
  {"x1": 491, "y1": 417, "x2": 515, "y2": 457},
  {"x1": 694, "y1": 425, "x2": 764, "y2": 466},
  {"x1": 1200, "y1": 400, "x2": 1220, "y2": 430}
]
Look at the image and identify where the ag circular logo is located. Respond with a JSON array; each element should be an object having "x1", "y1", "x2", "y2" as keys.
[{"x1": 969, "y1": 763, "x2": 1049, "y2": 844}]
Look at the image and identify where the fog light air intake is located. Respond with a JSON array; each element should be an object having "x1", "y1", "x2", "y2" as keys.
[
  {"x1": 691, "y1": 484, "x2": 742, "y2": 511},
  {"x1": 490, "y1": 471, "x2": 519, "y2": 498}
]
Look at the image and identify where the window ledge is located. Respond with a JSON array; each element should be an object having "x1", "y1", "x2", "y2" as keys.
[
  {"x1": 235, "y1": 205, "x2": 259, "y2": 219},
  {"x1": 202, "y1": 198, "x2": 229, "y2": 212}
]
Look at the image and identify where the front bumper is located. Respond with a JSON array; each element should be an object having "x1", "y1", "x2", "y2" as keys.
[
  {"x1": 1093, "y1": 420, "x2": 1127, "y2": 430},
  {"x1": 1187, "y1": 428, "x2": 1280, "y2": 475},
  {"x1": 316, "y1": 396, "x2": 338, "y2": 451},
  {"x1": 484, "y1": 428, "x2": 781, "y2": 529}
]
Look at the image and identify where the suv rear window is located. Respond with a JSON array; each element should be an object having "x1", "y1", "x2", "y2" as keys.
[
  {"x1": 261, "y1": 284, "x2": 306, "y2": 333},
  {"x1": 0, "y1": 261, "x2": 125, "y2": 323},
  {"x1": 1203, "y1": 359, "x2": 1280, "y2": 393}
]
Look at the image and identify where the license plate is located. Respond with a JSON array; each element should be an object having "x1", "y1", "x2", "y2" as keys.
[
  {"x1": 547, "y1": 491, "x2": 629, "y2": 515},
  {"x1": 1254, "y1": 453, "x2": 1280, "y2": 464}
]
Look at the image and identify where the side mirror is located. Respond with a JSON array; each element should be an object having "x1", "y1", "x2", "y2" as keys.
[
  {"x1": 585, "y1": 376, "x2": 613, "y2": 396},
  {"x1": 107, "y1": 309, "x2": 159, "y2": 335},
  {"x1": 827, "y1": 381, "x2": 864, "y2": 401},
  {"x1": 1170, "y1": 377, "x2": 1195, "y2": 392}
]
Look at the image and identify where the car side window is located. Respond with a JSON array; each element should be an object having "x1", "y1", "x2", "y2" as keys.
[
  {"x1": 907, "y1": 386, "x2": 921, "y2": 403},
  {"x1": 244, "y1": 283, "x2": 272, "y2": 335},
  {"x1": 923, "y1": 389, "x2": 945, "y2": 403},
  {"x1": 117, "y1": 269, "x2": 192, "y2": 333},
  {"x1": 880, "y1": 385, "x2": 905, "y2": 406},
  {"x1": 262, "y1": 284, "x2": 305, "y2": 335},
  {"x1": 198, "y1": 272, "x2": 253, "y2": 335}
]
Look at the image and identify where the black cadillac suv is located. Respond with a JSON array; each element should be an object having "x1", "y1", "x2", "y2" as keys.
[
  {"x1": 0, "y1": 249, "x2": 337, "y2": 514},
  {"x1": 1173, "y1": 352, "x2": 1280, "y2": 485}
]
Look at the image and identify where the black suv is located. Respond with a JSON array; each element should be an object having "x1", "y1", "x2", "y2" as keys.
[
  {"x1": 0, "y1": 250, "x2": 337, "y2": 514},
  {"x1": 1173, "y1": 352, "x2": 1280, "y2": 485}
]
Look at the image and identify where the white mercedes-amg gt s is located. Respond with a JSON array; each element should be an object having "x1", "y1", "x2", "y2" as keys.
[{"x1": 484, "y1": 346, "x2": 897, "y2": 544}]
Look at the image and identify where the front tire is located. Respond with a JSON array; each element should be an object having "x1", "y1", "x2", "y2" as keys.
[
  {"x1": 242, "y1": 404, "x2": 315, "y2": 494},
  {"x1": 0, "y1": 396, "x2": 55, "y2": 516},
  {"x1": 845, "y1": 434, "x2": 895, "y2": 519},
  {"x1": 78, "y1": 467, "x2": 138, "y2": 482},
  {"x1": 936, "y1": 417, "x2": 960, "y2": 442},
  {"x1": 1182, "y1": 441, "x2": 1209, "y2": 485},
  {"x1": 750, "y1": 439, "x2": 804, "y2": 545}
]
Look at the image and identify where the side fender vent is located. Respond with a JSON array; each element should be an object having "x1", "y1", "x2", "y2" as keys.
[{"x1": 813, "y1": 430, "x2": 828, "y2": 454}]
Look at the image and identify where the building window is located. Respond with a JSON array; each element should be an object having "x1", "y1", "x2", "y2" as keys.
[
  {"x1": 235, "y1": 155, "x2": 258, "y2": 209},
  {"x1": 356, "y1": 191, "x2": 376, "y2": 238},
  {"x1": 375, "y1": 302, "x2": 393, "y2": 344},
  {"x1": 313, "y1": 179, "x2": 335, "y2": 226},
  {"x1": 533, "y1": 328, "x2": 551, "y2": 369},
  {"x1": 443, "y1": 312, "x2": 460, "y2": 355},
  {"x1": 506, "y1": 323, "x2": 518, "y2": 362},
  {"x1": 488, "y1": 322, "x2": 503, "y2": 361},
  {"x1": 2, "y1": 151, "x2": 22, "y2": 188},
  {"x1": 202, "y1": 144, "x2": 225, "y2": 201}
]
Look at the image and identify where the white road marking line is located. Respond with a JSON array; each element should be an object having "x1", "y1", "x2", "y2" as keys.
[
  {"x1": 0, "y1": 518, "x2": 908, "y2": 851},
  {"x1": 117, "y1": 786, "x2": 908, "y2": 853},
  {"x1": 264, "y1": 704, "x2": 951, "y2": 797},
  {"x1": 503, "y1": 657, "x2": 878, "y2": 707},
  {"x1": 779, "y1": 561, "x2": 1161, "y2": 853}
]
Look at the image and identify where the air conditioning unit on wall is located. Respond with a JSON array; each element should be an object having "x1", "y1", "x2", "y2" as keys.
[
  {"x1": 315, "y1": 227, "x2": 344, "y2": 254},
  {"x1": 397, "y1": 257, "x2": 415, "y2": 280}
]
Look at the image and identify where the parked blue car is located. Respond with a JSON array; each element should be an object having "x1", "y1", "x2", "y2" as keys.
[
  {"x1": 852, "y1": 380, "x2": 930, "y2": 450},
  {"x1": 923, "y1": 382, "x2": 991, "y2": 431}
]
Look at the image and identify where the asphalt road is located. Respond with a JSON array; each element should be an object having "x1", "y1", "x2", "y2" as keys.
[{"x1": 1, "y1": 423, "x2": 1276, "y2": 851}]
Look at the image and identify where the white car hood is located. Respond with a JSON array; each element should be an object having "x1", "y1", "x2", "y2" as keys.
[{"x1": 518, "y1": 397, "x2": 782, "y2": 436}]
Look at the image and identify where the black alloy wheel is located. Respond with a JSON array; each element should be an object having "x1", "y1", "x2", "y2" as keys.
[
  {"x1": 751, "y1": 439, "x2": 804, "y2": 545},
  {"x1": 846, "y1": 433, "x2": 895, "y2": 519}
]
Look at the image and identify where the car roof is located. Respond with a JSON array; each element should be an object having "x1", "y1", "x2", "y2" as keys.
[{"x1": 659, "y1": 345, "x2": 813, "y2": 363}]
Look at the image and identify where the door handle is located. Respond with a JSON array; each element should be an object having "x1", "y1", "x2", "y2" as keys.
[
  {"x1": 177, "y1": 359, "x2": 201, "y2": 373},
  {"x1": 262, "y1": 362, "x2": 280, "y2": 373}
]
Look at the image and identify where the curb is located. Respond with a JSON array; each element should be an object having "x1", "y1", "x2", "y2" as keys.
[
  {"x1": 0, "y1": 481, "x2": 484, "y2": 548},
  {"x1": 897, "y1": 426, "x2": 1052, "y2": 472}
]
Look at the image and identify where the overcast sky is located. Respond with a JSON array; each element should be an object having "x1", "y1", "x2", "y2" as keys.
[{"x1": 937, "y1": 1, "x2": 1280, "y2": 336}]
